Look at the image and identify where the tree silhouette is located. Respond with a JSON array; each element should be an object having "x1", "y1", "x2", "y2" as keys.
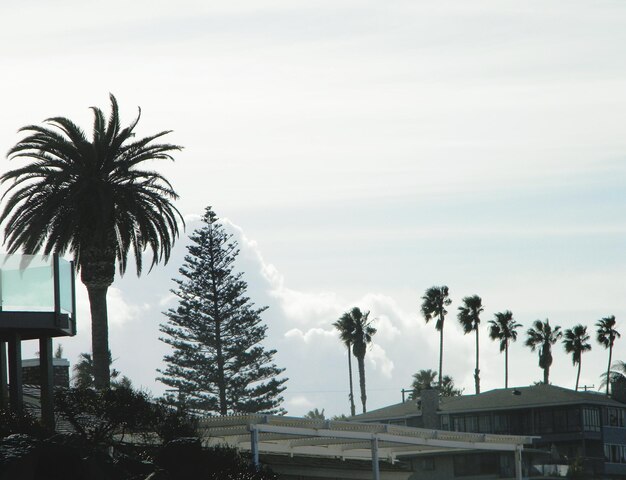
[
  {"x1": 333, "y1": 312, "x2": 357, "y2": 416},
  {"x1": 563, "y1": 324, "x2": 592, "y2": 391},
  {"x1": 488, "y1": 311, "x2": 522, "y2": 388},
  {"x1": 457, "y1": 295, "x2": 483, "y2": 394},
  {"x1": 411, "y1": 369, "x2": 437, "y2": 398},
  {"x1": 596, "y1": 316, "x2": 620, "y2": 395},
  {"x1": 525, "y1": 319, "x2": 562, "y2": 384},
  {"x1": 0, "y1": 94, "x2": 182, "y2": 389},
  {"x1": 342, "y1": 307, "x2": 376, "y2": 413},
  {"x1": 421, "y1": 286, "x2": 451, "y2": 388}
]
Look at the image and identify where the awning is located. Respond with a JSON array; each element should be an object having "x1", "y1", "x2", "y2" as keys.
[{"x1": 199, "y1": 414, "x2": 534, "y2": 480}]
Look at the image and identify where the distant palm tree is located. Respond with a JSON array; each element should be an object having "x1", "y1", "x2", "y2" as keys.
[
  {"x1": 348, "y1": 307, "x2": 376, "y2": 413},
  {"x1": 304, "y1": 408, "x2": 326, "y2": 420},
  {"x1": 525, "y1": 319, "x2": 562, "y2": 384},
  {"x1": 421, "y1": 286, "x2": 451, "y2": 388},
  {"x1": 411, "y1": 369, "x2": 437, "y2": 398},
  {"x1": 563, "y1": 324, "x2": 592, "y2": 391},
  {"x1": 0, "y1": 94, "x2": 182, "y2": 389},
  {"x1": 488, "y1": 311, "x2": 522, "y2": 388},
  {"x1": 596, "y1": 316, "x2": 621, "y2": 395},
  {"x1": 457, "y1": 295, "x2": 484, "y2": 394},
  {"x1": 333, "y1": 313, "x2": 357, "y2": 416},
  {"x1": 440, "y1": 375, "x2": 463, "y2": 397}
]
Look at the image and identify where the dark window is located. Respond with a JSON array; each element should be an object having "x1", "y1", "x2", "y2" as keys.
[
  {"x1": 453, "y1": 453, "x2": 499, "y2": 477},
  {"x1": 536, "y1": 409, "x2": 554, "y2": 434},
  {"x1": 494, "y1": 413, "x2": 510, "y2": 433},
  {"x1": 604, "y1": 444, "x2": 626, "y2": 464},
  {"x1": 478, "y1": 414, "x2": 491, "y2": 433},
  {"x1": 422, "y1": 457, "x2": 435, "y2": 471},
  {"x1": 452, "y1": 416, "x2": 464, "y2": 432},
  {"x1": 441, "y1": 414, "x2": 450, "y2": 430},
  {"x1": 554, "y1": 409, "x2": 567, "y2": 432},
  {"x1": 567, "y1": 407, "x2": 581, "y2": 432},
  {"x1": 465, "y1": 415, "x2": 478, "y2": 432}
]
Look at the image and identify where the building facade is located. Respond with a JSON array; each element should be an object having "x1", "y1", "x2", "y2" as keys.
[{"x1": 351, "y1": 384, "x2": 626, "y2": 478}]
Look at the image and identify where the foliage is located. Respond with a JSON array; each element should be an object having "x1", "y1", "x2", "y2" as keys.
[
  {"x1": 563, "y1": 324, "x2": 592, "y2": 390},
  {"x1": 72, "y1": 352, "x2": 132, "y2": 389},
  {"x1": 0, "y1": 407, "x2": 45, "y2": 439},
  {"x1": 337, "y1": 307, "x2": 376, "y2": 414},
  {"x1": 421, "y1": 285, "x2": 451, "y2": 388},
  {"x1": 488, "y1": 311, "x2": 522, "y2": 388},
  {"x1": 333, "y1": 312, "x2": 357, "y2": 416},
  {"x1": 596, "y1": 315, "x2": 620, "y2": 394},
  {"x1": 411, "y1": 369, "x2": 462, "y2": 398},
  {"x1": 0, "y1": 94, "x2": 182, "y2": 389},
  {"x1": 158, "y1": 206, "x2": 287, "y2": 415},
  {"x1": 304, "y1": 408, "x2": 325, "y2": 420},
  {"x1": 525, "y1": 319, "x2": 562, "y2": 384},
  {"x1": 457, "y1": 295, "x2": 483, "y2": 394},
  {"x1": 54, "y1": 386, "x2": 197, "y2": 447}
]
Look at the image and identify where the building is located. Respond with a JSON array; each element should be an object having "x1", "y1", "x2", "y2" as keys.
[{"x1": 351, "y1": 384, "x2": 626, "y2": 478}]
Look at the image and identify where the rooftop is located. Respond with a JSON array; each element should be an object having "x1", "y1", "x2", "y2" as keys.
[{"x1": 351, "y1": 384, "x2": 626, "y2": 422}]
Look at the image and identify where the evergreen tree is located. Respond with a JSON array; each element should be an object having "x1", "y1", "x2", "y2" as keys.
[{"x1": 158, "y1": 207, "x2": 287, "y2": 415}]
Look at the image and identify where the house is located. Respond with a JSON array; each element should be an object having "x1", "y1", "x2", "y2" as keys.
[{"x1": 351, "y1": 384, "x2": 626, "y2": 478}]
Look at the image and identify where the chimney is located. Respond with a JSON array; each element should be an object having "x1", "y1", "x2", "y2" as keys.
[{"x1": 420, "y1": 388, "x2": 440, "y2": 429}]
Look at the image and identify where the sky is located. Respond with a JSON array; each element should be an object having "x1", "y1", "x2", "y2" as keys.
[{"x1": 1, "y1": 0, "x2": 626, "y2": 417}]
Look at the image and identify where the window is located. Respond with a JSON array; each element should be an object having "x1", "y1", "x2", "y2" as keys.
[
  {"x1": 452, "y1": 416, "x2": 464, "y2": 432},
  {"x1": 465, "y1": 416, "x2": 478, "y2": 432},
  {"x1": 554, "y1": 409, "x2": 567, "y2": 432},
  {"x1": 453, "y1": 453, "x2": 499, "y2": 477},
  {"x1": 567, "y1": 407, "x2": 581, "y2": 432},
  {"x1": 478, "y1": 414, "x2": 491, "y2": 433},
  {"x1": 493, "y1": 414, "x2": 510, "y2": 433},
  {"x1": 605, "y1": 444, "x2": 626, "y2": 464},
  {"x1": 440, "y1": 415, "x2": 449, "y2": 430},
  {"x1": 605, "y1": 408, "x2": 626, "y2": 427},
  {"x1": 535, "y1": 409, "x2": 554, "y2": 434},
  {"x1": 583, "y1": 407, "x2": 601, "y2": 432}
]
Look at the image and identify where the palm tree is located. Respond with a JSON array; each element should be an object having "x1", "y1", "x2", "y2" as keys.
[
  {"x1": 440, "y1": 375, "x2": 463, "y2": 397},
  {"x1": 411, "y1": 369, "x2": 437, "y2": 398},
  {"x1": 596, "y1": 316, "x2": 620, "y2": 395},
  {"x1": 333, "y1": 313, "x2": 357, "y2": 416},
  {"x1": 563, "y1": 324, "x2": 592, "y2": 391},
  {"x1": 488, "y1": 311, "x2": 522, "y2": 388},
  {"x1": 525, "y1": 319, "x2": 562, "y2": 384},
  {"x1": 0, "y1": 95, "x2": 182, "y2": 389},
  {"x1": 421, "y1": 286, "x2": 451, "y2": 388},
  {"x1": 345, "y1": 307, "x2": 376, "y2": 413},
  {"x1": 457, "y1": 295, "x2": 483, "y2": 394}
]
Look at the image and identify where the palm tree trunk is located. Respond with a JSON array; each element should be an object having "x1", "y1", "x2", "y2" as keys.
[
  {"x1": 357, "y1": 355, "x2": 367, "y2": 413},
  {"x1": 86, "y1": 285, "x2": 111, "y2": 390},
  {"x1": 575, "y1": 361, "x2": 581, "y2": 391},
  {"x1": 543, "y1": 364, "x2": 549, "y2": 385},
  {"x1": 607, "y1": 345, "x2": 613, "y2": 395},
  {"x1": 438, "y1": 316, "x2": 444, "y2": 389},
  {"x1": 504, "y1": 342, "x2": 509, "y2": 389},
  {"x1": 474, "y1": 328, "x2": 480, "y2": 394},
  {"x1": 347, "y1": 344, "x2": 356, "y2": 416}
]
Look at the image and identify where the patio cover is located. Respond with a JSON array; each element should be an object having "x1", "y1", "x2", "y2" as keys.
[{"x1": 199, "y1": 415, "x2": 535, "y2": 480}]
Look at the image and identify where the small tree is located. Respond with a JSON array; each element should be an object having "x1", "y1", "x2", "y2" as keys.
[
  {"x1": 421, "y1": 286, "x2": 451, "y2": 388},
  {"x1": 596, "y1": 316, "x2": 620, "y2": 395},
  {"x1": 457, "y1": 295, "x2": 483, "y2": 394},
  {"x1": 158, "y1": 207, "x2": 287, "y2": 415},
  {"x1": 563, "y1": 324, "x2": 592, "y2": 391}
]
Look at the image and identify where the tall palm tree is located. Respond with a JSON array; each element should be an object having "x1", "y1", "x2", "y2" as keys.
[
  {"x1": 0, "y1": 94, "x2": 182, "y2": 389},
  {"x1": 525, "y1": 319, "x2": 562, "y2": 385},
  {"x1": 457, "y1": 295, "x2": 483, "y2": 394},
  {"x1": 420, "y1": 286, "x2": 451, "y2": 389},
  {"x1": 333, "y1": 313, "x2": 357, "y2": 416},
  {"x1": 345, "y1": 307, "x2": 376, "y2": 413},
  {"x1": 596, "y1": 316, "x2": 620, "y2": 395},
  {"x1": 488, "y1": 311, "x2": 522, "y2": 388},
  {"x1": 563, "y1": 324, "x2": 592, "y2": 391}
]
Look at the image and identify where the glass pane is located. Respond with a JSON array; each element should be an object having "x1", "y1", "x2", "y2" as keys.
[
  {"x1": 58, "y1": 258, "x2": 73, "y2": 315},
  {"x1": 0, "y1": 255, "x2": 54, "y2": 311}
]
